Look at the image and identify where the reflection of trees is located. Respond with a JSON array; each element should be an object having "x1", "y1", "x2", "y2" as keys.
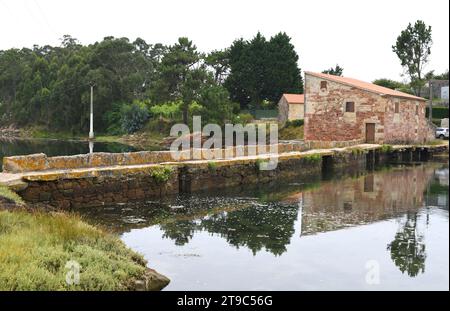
[
  {"x1": 200, "y1": 204, "x2": 299, "y2": 256},
  {"x1": 161, "y1": 220, "x2": 197, "y2": 246},
  {"x1": 158, "y1": 203, "x2": 299, "y2": 256},
  {"x1": 387, "y1": 212, "x2": 426, "y2": 277}
]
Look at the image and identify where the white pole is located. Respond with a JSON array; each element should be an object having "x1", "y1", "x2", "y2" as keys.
[
  {"x1": 89, "y1": 84, "x2": 94, "y2": 139},
  {"x1": 89, "y1": 140, "x2": 94, "y2": 154},
  {"x1": 428, "y1": 81, "x2": 433, "y2": 122}
]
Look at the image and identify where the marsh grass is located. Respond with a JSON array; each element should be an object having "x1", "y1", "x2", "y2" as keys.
[{"x1": 0, "y1": 210, "x2": 147, "y2": 290}]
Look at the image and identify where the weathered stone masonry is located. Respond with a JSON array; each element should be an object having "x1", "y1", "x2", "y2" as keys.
[
  {"x1": 304, "y1": 72, "x2": 434, "y2": 145},
  {"x1": 1, "y1": 143, "x2": 447, "y2": 209}
]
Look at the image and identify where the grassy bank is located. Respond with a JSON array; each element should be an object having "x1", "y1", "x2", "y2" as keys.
[
  {"x1": 0, "y1": 186, "x2": 25, "y2": 206},
  {"x1": 0, "y1": 206, "x2": 169, "y2": 290}
]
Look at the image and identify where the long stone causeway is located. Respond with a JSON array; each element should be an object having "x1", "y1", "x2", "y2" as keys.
[{"x1": 0, "y1": 142, "x2": 448, "y2": 209}]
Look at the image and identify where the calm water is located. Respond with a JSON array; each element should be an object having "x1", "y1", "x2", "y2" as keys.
[
  {"x1": 79, "y1": 162, "x2": 449, "y2": 291},
  {"x1": 0, "y1": 138, "x2": 139, "y2": 171}
]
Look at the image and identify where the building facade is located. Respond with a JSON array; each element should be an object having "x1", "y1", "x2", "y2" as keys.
[
  {"x1": 278, "y1": 93, "x2": 304, "y2": 124},
  {"x1": 304, "y1": 72, "x2": 434, "y2": 145}
]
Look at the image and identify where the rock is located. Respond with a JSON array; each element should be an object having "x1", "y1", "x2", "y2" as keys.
[{"x1": 134, "y1": 268, "x2": 170, "y2": 291}]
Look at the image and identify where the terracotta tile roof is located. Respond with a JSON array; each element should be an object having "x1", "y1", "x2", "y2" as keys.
[
  {"x1": 305, "y1": 72, "x2": 426, "y2": 101},
  {"x1": 282, "y1": 93, "x2": 304, "y2": 104}
]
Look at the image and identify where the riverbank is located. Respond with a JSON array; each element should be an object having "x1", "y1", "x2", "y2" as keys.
[
  {"x1": 0, "y1": 188, "x2": 170, "y2": 291},
  {"x1": 0, "y1": 126, "x2": 167, "y2": 150},
  {"x1": 1, "y1": 122, "x2": 306, "y2": 150}
]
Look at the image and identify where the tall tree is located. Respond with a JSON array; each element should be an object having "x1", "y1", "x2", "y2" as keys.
[
  {"x1": 205, "y1": 49, "x2": 230, "y2": 84},
  {"x1": 322, "y1": 64, "x2": 344, "y2": 76},
  {"x1": 392, "y1": 20, "x2": 432, "y2": 96},
  {"x1": 153, "y1": 37, "x2": 210, "y2": 124},
  {"x1": 225, "y1": 32, "x2": 303, "y2": 110}
]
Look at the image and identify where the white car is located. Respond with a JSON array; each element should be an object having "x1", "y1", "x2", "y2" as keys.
[{"x1": 435, "y1": 127, "x2": 449, "y2": 139}]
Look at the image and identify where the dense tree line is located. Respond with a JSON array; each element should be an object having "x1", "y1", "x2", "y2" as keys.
[{"x1": 0, "y1": 32, "x2": 303, "y2": 134}]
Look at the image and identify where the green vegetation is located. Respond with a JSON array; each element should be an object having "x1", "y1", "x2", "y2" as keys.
[
  {"x1": 372, "y1": 79, "x2": 413, "y2": 94},
  {"x1": 426, "y1": 107, "x2": 449, "y2": 120},
  {"x1": 392, "y1": 20, "x2": 432, "y2": 96},
  {"x1": 207, "y1": 161, "x2": 218, "y2": 171},
  {"x1": 285, "y1": 119, "x2": 304, "y2": 127},
  {"x1": 234, "y1": 113, "x2": 254, "y2": 125},
  {"x1": 225, "y1": 32, "x2": 303, "y2": 110},
  {"x1": 350, "y1": 147, "x2": 367, "y2": 156},
  {"x1": 0, "y1": 210, "x2": 149, "y2": 290},
  {"x1": 380, "y1": 144, "x2": 394, "y2": 153},
  {"x1": 279, "y1": 121, "x2": 304, "y2": 140},
  {"x1": 0, "y1": 32, "x2": 302, "y2": 137},
  {"x1": 119, "y1": 100, "x2": 150, "y2": 134},
  {"x1": 322, "y1": 64, "x2": 344, "y2": 76},
  {"x1": 0, "y1": 186, "x2": 25, "y2": 205},
  {"x1": 255, "y1": 158, "x2": 269, "y2": 171},
  {"x1": 303, "y1": 154, "x2": 322, "y2": 163},
  {"x1": 150, "y1": 166, "x2": 174, "y2": 184}
]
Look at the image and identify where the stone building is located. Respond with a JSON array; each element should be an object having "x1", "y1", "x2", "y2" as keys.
[
  {"x1": 304, "y1": 72, "x2": 434, "y2": 145},
  {"x1": 278, "y1": 93, "x2": 304, "y2": 124}
]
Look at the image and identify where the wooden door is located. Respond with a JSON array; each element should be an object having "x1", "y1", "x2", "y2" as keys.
[{"x1": 366, "y1": 123, "x2": 375, "y2": 143}]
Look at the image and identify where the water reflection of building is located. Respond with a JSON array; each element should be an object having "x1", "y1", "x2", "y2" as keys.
[
  {"x1": 293, "y1": 165, "x2": 438, "y2": 236},
  {"x1": 287, "y1": 164, "x2": 446, "y2": 278},
  {"x1": 425, "y1": 168, "x2": 449, "y2": 210}
]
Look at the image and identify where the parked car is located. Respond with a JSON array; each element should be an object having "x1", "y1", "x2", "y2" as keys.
[{"x1": 435, "y1": 127, "x2": 449, "y2": 139}]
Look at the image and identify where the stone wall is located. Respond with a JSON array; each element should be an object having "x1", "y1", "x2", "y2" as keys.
[
  {"x1": 6, "y1": 144, "x2": 448, "y2": 209},
  {"x1": 179, "y1": 156, "x2": 323, "y2": 193},
  {"x1": 304, "y1": 73, "x2": 432, "y2": 144},
  {"x1": 2, "y1": 143, "x2": 311, "y2": 173},
  {"x1": 383, "y1": 97, "x2": 433, "y2": 144},
  {"x1": 20, "y1": 165, "x2": 179, "y2": 209}
]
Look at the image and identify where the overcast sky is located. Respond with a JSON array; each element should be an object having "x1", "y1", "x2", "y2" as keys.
[{"x1": 0, "y1": 0, "x2": 448, "y2": 82}]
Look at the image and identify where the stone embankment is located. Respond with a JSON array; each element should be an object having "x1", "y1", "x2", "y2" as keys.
[{"x1": 0, "y1": 142, "x2": 448, "y2": 209}]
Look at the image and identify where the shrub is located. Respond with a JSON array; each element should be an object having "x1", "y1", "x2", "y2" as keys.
[
  {"x1": 303, "y1": 154, "x2": 322, "y2": 163},
  {"x1": 234, "y1": 113, "x2": 254, "y2": 125},
  {"x1": 150, "y1": 166, "x2": 174, "y2": 184},
  {"x1": 104, "y1": 102, "x2": 125, "y2": 135},
  {"x1": 121, "y1": 101, "x2": 150, "y2": 134},
  {"x1": 207, "y1": 161, "x2": 218, "y2": 171},
  {"x1": 255, "y1": 158, "x2": 269, "y2": 171},
  {"x1": 380, "y1": 144, "x2": 393, "y2": 153},
  {"x1": 285, "y1": 119, "x2": 304, "y2": 127},
  {"x1": 426, "y1": 107, "x2": 449, "y2": 120},
  {"x1": 150, "y1": 101, "x2": 182, "y2": 120},
  {"x1": 350, "y1": 147, "x2": 366, "y2": 156}
]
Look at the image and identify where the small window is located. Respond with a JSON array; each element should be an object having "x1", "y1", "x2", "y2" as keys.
[
  {"x1": 415, "y1": 105, "x2": 419, "y2": 115},
  {"x1": 345, "y1": 101, "x2": 355, "y2": 112},
  {"x1": 394, "y1": 102, "x2": 399, "y2": 113},
  {"x1": 320, "y1": 81, "x2": 327, "y2": 90}
]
